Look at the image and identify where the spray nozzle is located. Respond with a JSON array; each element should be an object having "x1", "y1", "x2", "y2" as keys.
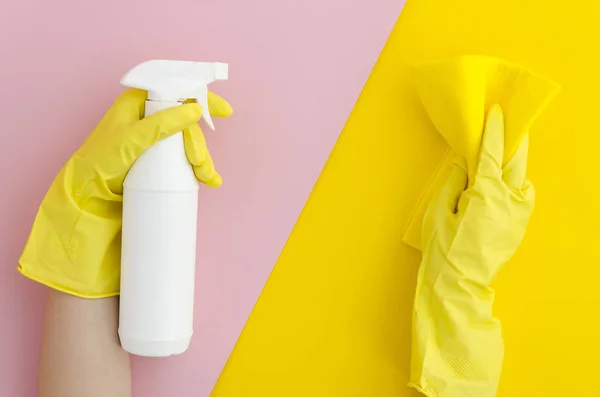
[{"x1": 121, "y1": 60, "x2": 229, "y2": 130}]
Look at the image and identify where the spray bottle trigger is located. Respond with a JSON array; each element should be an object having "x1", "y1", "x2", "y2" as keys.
[{"x1": 195, "y1": 85, "x2": 214, "y2": 131}]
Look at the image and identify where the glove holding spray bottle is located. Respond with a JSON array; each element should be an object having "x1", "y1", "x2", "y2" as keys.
[{"x1": 18, "y1": 60, "x2": 232, "y2": 358}]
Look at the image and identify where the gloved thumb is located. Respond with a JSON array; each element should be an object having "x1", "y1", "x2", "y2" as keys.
[{"x1": 476, "y1": 104, "x2": 505, "y2": 181}]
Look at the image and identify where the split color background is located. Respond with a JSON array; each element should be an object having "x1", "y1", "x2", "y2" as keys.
[{"x1": 1, "y1": 0, "x2": 598, "y2": 397}]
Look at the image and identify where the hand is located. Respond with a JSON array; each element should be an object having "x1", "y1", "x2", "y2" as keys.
[
  {"x1": 18, "y1": 89, "x2": 232, "y2": 298},
  {"x1": 410, "y1": 104, "x2": 534, "y2": 397},
  {"x1": 423, "y1": 103, "x2": 535, "y2": 284},
  {"x1": 78, "y1": 88, "x2": 231, "y2": 191}
]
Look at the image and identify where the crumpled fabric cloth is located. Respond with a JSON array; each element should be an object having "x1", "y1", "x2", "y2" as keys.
[{"x1": 403, "y1": 55, "x2": 559, "y2": 250}]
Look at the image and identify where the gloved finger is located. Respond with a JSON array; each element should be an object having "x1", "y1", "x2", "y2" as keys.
[
  {"x1": 208, "y1": 91, "x2": 233, "y2": 118},
  {"x1": 130, "y1": 103, "x2": 202, "y2": 154},
  {"x1": 108, "y1": 88, "x2": 148, "y2": 122},
  {"x1": 182, "y1": 123, "x2": 222, "y2": 188},
  {"x1": 503, "y1": 133, "x2": 530, "y2": 191},
  {"x1": 185, "y1": 91, "x2": 233, "y2": 118},
  {"x1": 434, "y1": 156, "x2": 468, "y2": 215},
  {"x1": 476, "y1": 104, "x2": 505, "y2": 181}
]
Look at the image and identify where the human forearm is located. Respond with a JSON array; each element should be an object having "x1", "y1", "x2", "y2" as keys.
[
  {"x1": 410, "y1": 251, "x2": 503, "y2": 397},
  {"x1": 20, "y1": 90, "x2": 231, "y2": 397},
  {"x1": 410, "y1": 226, "x2": 517, "y2": 397},
  {"x1": 39, "y1": 290, "x2": 131, "y2": 397}
]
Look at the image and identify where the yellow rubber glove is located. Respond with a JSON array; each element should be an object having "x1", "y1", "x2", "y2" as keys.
[
  {"x1": 18, "y1": 88, "x2": 232, "y2": 298},
  {"x1": 409, "y1": 104, "x2": 534, "y2": 397}
]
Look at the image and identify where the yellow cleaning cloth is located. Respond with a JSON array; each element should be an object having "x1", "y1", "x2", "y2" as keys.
[
  {"x1": 403, "y1": 56, "x2": 559, "y2": 250},
  {"x1": 212, "y1": 0, "x2": 600, "y2": 395}
]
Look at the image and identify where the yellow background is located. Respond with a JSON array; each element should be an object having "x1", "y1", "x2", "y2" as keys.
[{"x1": 212, "y1": 0, "x2": 599, "y2": 395}]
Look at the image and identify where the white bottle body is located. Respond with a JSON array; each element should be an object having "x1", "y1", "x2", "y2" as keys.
[{"x1": 119, "y1": 100, "x2": 199, "y2": 357}]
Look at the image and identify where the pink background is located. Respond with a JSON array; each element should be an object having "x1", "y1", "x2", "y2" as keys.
[{"x1": 0, "y1": 1, "x2": 401, "y2": 396}]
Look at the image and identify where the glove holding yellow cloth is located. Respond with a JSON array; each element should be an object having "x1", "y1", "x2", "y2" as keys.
[
  {"x1": 18, "y1": 89, "x2": 232, "y2": 298},
  {"x1": 409, "y1": 105, "x2": 534, "y2": 397},
  {"x1": 403, "y1": 55, "x2": 559, "y2": 250}
]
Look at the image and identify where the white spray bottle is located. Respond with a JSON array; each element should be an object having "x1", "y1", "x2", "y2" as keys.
[{"x1": 118, "y1": 60, "x2": 228, "y2": 357}]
